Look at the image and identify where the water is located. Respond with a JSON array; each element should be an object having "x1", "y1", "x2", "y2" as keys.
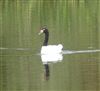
[{"x1": 0, "y1": 0, "x2": 100, "y2": 91}]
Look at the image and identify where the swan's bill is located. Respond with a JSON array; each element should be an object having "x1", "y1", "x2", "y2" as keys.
[{"x1": 38, "y1": 29, "x2": 44, "y2": 35}]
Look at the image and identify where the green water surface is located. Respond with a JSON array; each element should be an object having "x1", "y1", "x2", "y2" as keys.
[{"x1": 0, "y1": 0, "x2": 100, "y2": 91}]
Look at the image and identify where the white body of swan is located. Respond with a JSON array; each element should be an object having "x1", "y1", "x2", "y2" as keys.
[{"x1": 41, "y1": 44, "x2": 63, "y2": 54}]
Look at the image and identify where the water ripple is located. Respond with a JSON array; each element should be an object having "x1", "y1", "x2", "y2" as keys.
[{"x1": 62, "y1": 49, "x2": 100, "y2": 54}]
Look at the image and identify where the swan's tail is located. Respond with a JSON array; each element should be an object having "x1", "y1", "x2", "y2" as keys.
[{"x1": 58, "y1": 44, "x2": 63, "y2": 49}]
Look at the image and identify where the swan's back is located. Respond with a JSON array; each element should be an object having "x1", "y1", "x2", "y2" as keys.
[{"x1": 41, "y1": 44, "x2": 63, "y2": 54}]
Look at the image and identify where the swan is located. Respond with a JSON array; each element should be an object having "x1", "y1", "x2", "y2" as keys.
[{"x1": 39, "y1": 28, "x2": 63, "y2": 54}]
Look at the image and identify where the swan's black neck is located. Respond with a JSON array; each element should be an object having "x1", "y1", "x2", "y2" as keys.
[{"x1": 43, "y1": 29, "x2": 49, "y2": 46}]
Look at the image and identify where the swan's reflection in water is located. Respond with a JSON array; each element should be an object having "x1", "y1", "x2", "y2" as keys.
[
  {"x1": 41, "y1": 54, "x2": 63, "y2": 80},
  {"x1": 40, "y1": 49, "x2": 100, "y2": 80},
  {"x1": 44, "y1": 64, "x2": 50, "y2": 80}
]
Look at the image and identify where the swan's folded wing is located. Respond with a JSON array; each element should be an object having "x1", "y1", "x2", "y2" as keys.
[{"x1": 41, "y1": 45, "x2": 63, "y2": 54}]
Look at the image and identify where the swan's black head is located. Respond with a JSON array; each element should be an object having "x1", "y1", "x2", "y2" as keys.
[{"x1": 39, "y1": 28, "x2": 48, "y2": 35}]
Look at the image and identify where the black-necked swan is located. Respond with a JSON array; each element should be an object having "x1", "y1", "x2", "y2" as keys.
[{"x1": 39, "y1": 28, "x2": 63, "y2": 54}]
